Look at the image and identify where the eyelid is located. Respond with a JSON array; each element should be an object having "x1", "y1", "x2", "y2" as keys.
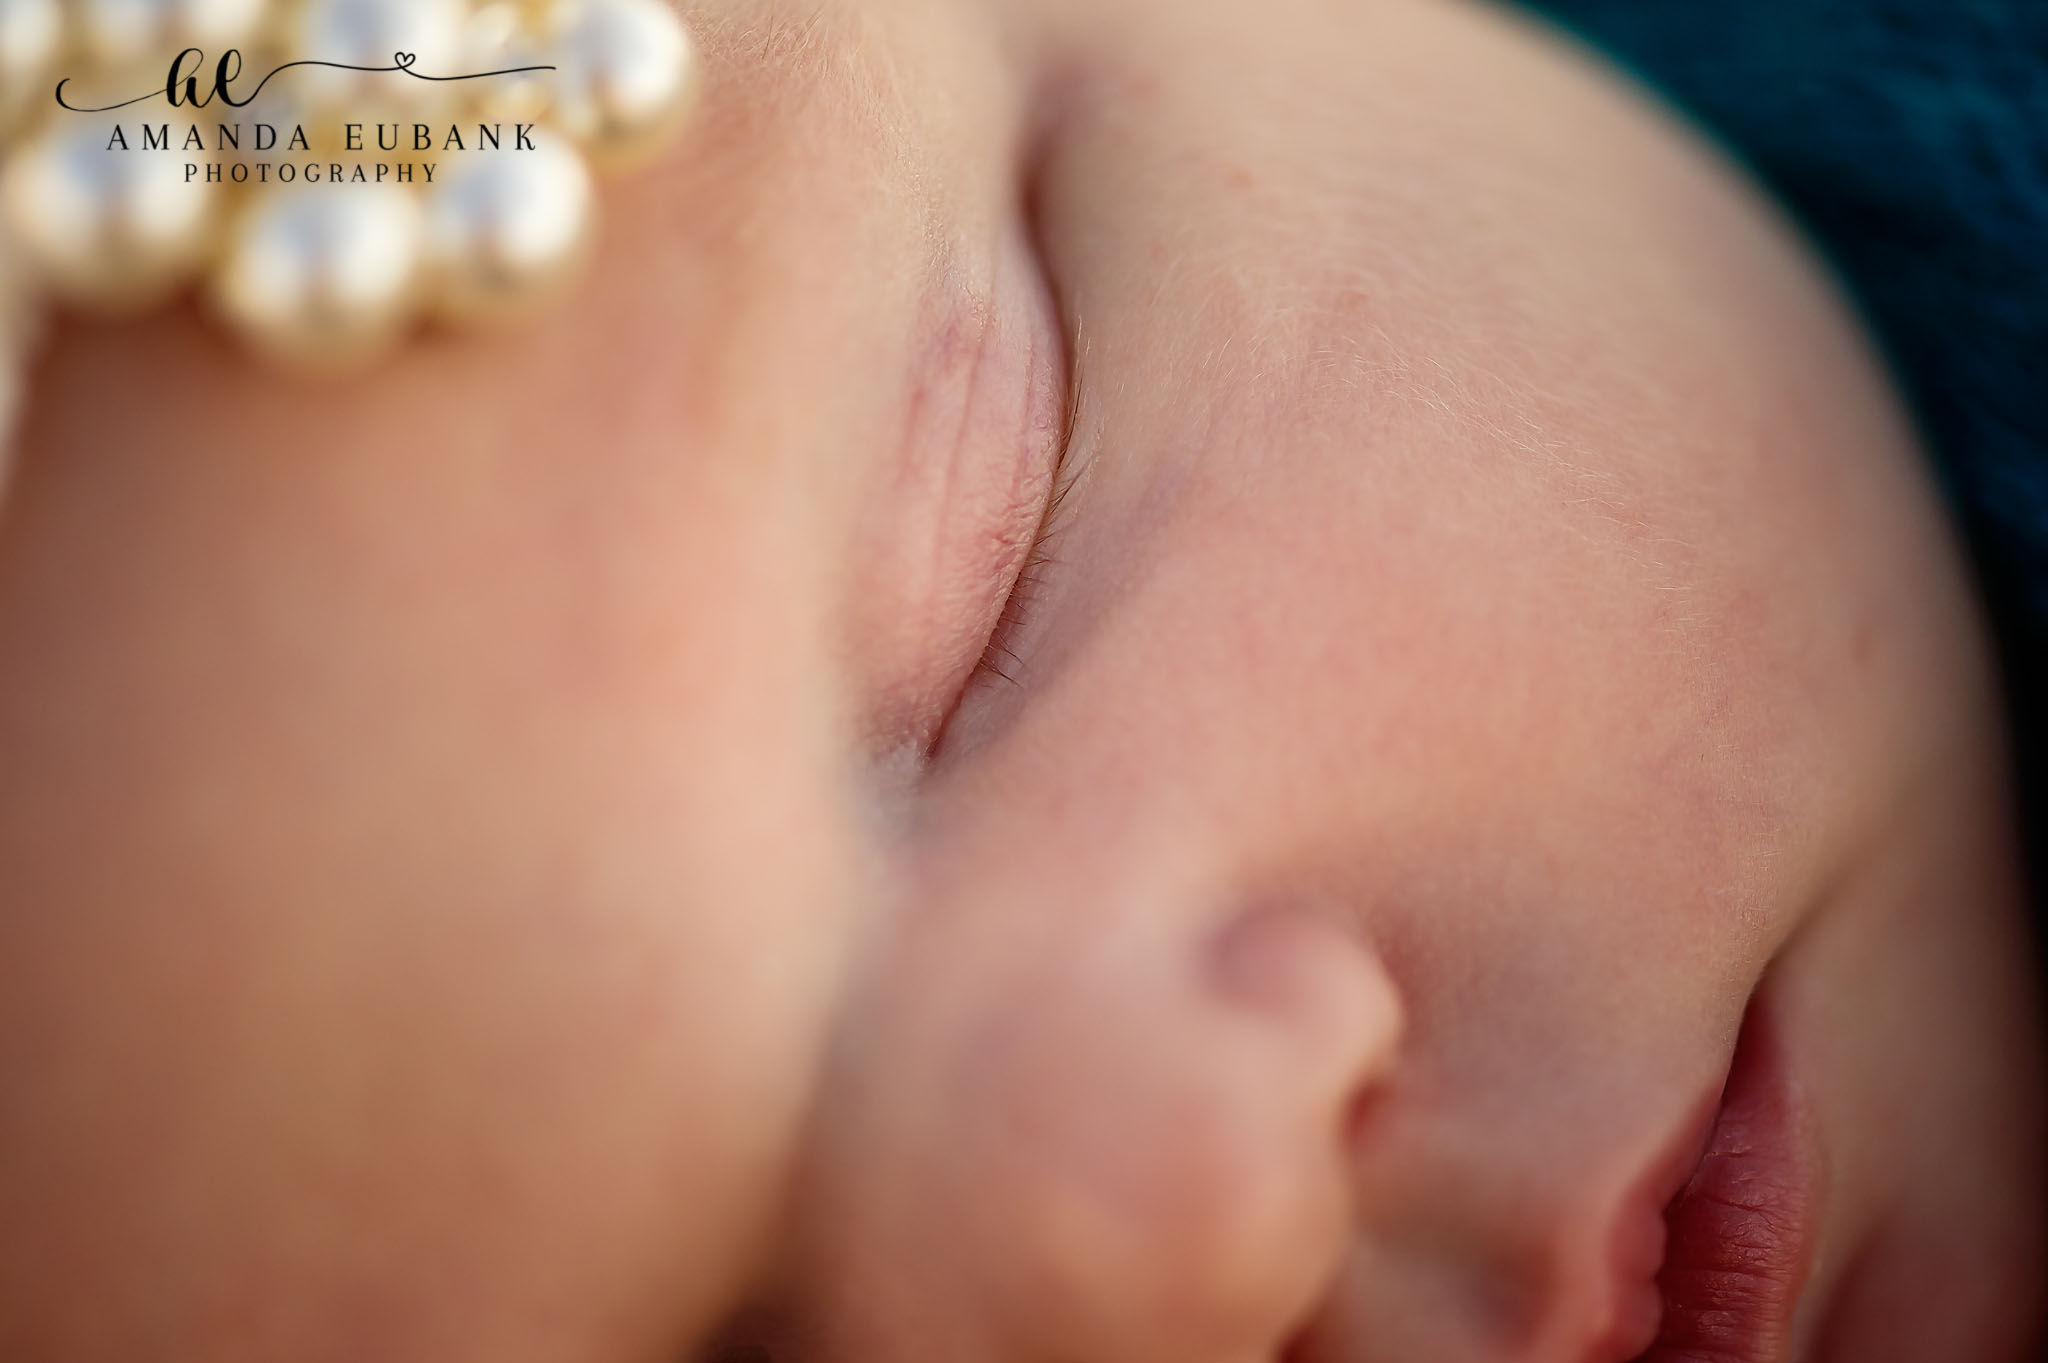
[
  {"x1": 924, "y1": 187, "x2": 1084, "y2": 766},
  {"x1": 968, "y1": 395, "x2": 1081, "y2": 691}
]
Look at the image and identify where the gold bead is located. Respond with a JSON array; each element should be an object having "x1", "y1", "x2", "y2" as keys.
[
  {"x1": 0, "y1": 0, "x2": 702, "y2": 366},
  {"x1": 462, "y1": 1, "x2": 553, "y2": 122},
  {"x1": 75, "y1": 0, "x2": 270, "y2": 72},
  {"x1": 0, "y1": 234, "x2": 39, "y2": 498},
  {"x1": 545, "y1": 0, "x2": 699, "y2": 169},
  {"x1": 0, "y1": 0, "x2": 61, "y2": 134},
  {"x1": 0, "y1": 114, "x2": 221, "y2": 309},
  {"x1": 424, "y1": 129, "x2": 590, "y2": 322},
  {"x1": 293, "y1": 0, "x2": 472, "y2": 115},
  {"x1": 211, "y1": 183, "x2": 425, "y2": 366}
]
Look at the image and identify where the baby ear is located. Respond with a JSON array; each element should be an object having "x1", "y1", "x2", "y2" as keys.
[{"x1": 949, "y1": 900, "x2": 1403, "y2": 1363}]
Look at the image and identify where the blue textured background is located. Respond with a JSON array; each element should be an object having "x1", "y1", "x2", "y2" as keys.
[{"x1": 1523, "y1": 0, "x2": 2048, "y2": 904}]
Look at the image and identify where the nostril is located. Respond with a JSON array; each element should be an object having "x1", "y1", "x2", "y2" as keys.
[{"x1": 1276, "y1": 1320, "x2": 1322, "y2": 1363}]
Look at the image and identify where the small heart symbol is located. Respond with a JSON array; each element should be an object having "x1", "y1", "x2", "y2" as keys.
[{"x1": 392, "y1": 51, "x2": 417, "y2": 69}]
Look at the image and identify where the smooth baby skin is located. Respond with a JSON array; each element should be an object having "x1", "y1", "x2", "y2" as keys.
[
  {"x1": 0, "y1": 2, "x2": 2040, "y2": 1362},
  {"x1": 771, "y1": 2, "x2": 2046, "y2": 1361}
]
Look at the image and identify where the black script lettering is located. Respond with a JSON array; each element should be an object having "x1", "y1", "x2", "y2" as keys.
[
  {"x1": 159, "y1": 48, "x2": 244, "y2": 108},
  {"x1": 212, "y1": 49, "x2": 246, "y2": 105},
  {"x1": 165, "y1": 48, "x2": 205, "y2": 106}
]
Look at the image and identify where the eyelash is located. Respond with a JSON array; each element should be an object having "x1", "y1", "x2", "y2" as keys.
[
  {"x1": 928, "y1": 164, "x2": 1083, "y2": 756},
  {"x1": 919, "y1": 393, "x2": 1081, "y2": 769},
  {"x1": 967, "y1": 342, "x2": 1086, "y2": 692},
  {"x1": 972, "y1": 466, "x2": 1076, "y2": 689}
]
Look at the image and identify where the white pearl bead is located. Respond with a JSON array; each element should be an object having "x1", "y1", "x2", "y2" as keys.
[
  {"x1": 0, "y1": 114, "x2": 220, "y2": 308},
  {"x1": 546, "y1": 0, "x2": 699, "y2": 167},
  {"x1": 212, "y1": 183, "x2": 424, "y2": 364},
  {"x1": 293, "y1": 0, "x2": 471, "y2": 114},
  {"x1": 462, "y1": 1, "x2": 552, "y2": 121},
  {"x1": 0, "y1": 0, "x2": 61, "y2": 129},
  {"x1": 75, "y1": 0, "x2": 270, "y2": 72},
  {"x1": 424, "y1": 129, "x2": 590, "y2": 321}
]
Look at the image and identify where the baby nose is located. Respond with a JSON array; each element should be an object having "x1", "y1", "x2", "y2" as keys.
[{"x1": 965, "y1": 902, "x2": 1403, "y2": 1363}]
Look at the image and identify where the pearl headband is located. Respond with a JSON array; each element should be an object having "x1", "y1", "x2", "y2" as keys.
[{"x1": 0, "y1": 0, "x2": 700, "y2": 381}]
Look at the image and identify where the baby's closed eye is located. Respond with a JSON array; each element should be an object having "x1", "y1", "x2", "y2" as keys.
[{"x1": 840, "y1": 210, "x2": 1073, "y2": 768}]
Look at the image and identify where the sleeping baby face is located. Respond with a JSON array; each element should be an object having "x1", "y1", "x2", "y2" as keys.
[
  {"x1": 765, "y1": 3, "x2": 2048, "y2": 1360},
  {"x1": 0, "y1": 0, "x2": 2040, "y2": 1361}
]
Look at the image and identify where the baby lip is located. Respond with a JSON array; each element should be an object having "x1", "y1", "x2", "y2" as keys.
[{"x1": 1636, "y1": 1001, "x2": 1821, "y2": 1363}]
